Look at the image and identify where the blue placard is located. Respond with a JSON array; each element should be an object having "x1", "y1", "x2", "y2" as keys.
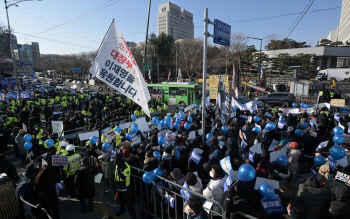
[
  {"x1": 72, "y1": 67, "x2": 81, "y2": 73},
  {"x1": 164, "y1": 192, "x2": 175, "y2": 208},
  {"x1": 311, "y1": 169, "x2": 317, "y2": 175},
  {"x1": 224, "y1": 174, "x2": 233, "y2": 192},
  {"x1": 220, "y1": 156, "x2": 233, "y2": 175},
  {"x1": 180, "y1": 182, "x2": 192, "y2": 201},
  {"x1": 328, "y1": 156, "x2": 337, "y2": 171},
  {"x1": 213, "y1": 19, "x2": 231, "y2": 46},
  {"x1": 249, "y1": 150, "x2": 254, "y2": 163},
  {"x1": 175, "y1": 150, "x2": 180, "y2": 160},
  {"x1": 334, "y1": 115, "x2": 340, "y2": 122},
  {"x1": 56, "y1": 182, "x2": 64, "y2": 190},
  {"x1": 260, "y1": 196, "x2": 284, "y2": 215},
  {"x1": 70, "y1": 89, "x2": 76, "y2": 94},
  {"x1": 241, "y1": 139, "x2": 247, "y2": 152},
  {"x1": 190, "y1": 150, "x2": 201, "y2": 164},
  {"x1": 131, "y1": 135, "x2": 141, "y2": 147},
  {"x1": 155, "y1": 181, "x2": 165, "y2": 198}
]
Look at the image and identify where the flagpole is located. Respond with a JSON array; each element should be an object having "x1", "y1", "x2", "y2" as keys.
[{"x1": 201, "y1": 8, "x2": 209, "y2": 143}]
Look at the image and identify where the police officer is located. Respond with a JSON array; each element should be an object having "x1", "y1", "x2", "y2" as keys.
[
  {"x1": 64, "y1": 144, "x2": 81, "y2": 197},
  {"x1": 114, "y1": 152, "x2": 136, "y2": 218}
]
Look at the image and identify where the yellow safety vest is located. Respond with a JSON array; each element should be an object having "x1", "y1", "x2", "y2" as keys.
[
  {"x1": 115, "y1": 162, "x2": 131, "y2": 187},
  {"x1": 134, "y1": 110, "x2": 141, "y2": 116},
  {"x1": 64, "y1": 153, "x2": 81, "y2": 176}
]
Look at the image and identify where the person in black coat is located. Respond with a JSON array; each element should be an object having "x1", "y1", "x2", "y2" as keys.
[{"x1": 74, "y1": 157, "x2": 98, "y2": 213}]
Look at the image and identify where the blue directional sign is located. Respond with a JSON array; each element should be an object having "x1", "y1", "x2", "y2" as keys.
[
  {"x1": 72, "y1": 67, "x2": 81, "y2": 73},
  {"x1": 213, "y1": 19, "x2": 231, "y2": 46}
]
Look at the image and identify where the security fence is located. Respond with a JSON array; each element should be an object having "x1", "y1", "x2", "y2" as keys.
[{"x1": 90, "y1": 159, "x2": 257, "y2": 219}]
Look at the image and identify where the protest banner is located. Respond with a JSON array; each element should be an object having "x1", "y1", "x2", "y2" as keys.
[
  {"x1": 78, "y1": 130, "x2": 99, "y2": 141},
  {"x1": 101, "y1": 126, "x2": 115, "y2": 142},
  {"x1": 52, "y1": 155, "x2": 68, "y2": 167},
  {"x1": 268, "y1": 140, "x2": 280, "y2": 151},
  {"x1": 249, "y1": 143, "x2": 262, "y2": 154},
  {"x1": 131, "y1": 135, "x2": 141, "y2": 147},
  {"x1": 260, "y1": 196, "x2": 284, "y2": 215},
  {"x1": 89, "y1": 20, "x2": 151, "y2": 117},
  {"x1": 220, "y1": 156, "x2": 233, "y2": 175},
  {"x1": 330, "y1": 99, "x2": 345, "y2": 107},
  {"x1": 254, "y1": 177, "x2": 280, "y2": 190}
]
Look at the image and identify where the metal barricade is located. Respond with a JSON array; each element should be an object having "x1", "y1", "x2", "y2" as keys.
[{"x1": 18, "y1": 195, "x2": 52, "y2": 219}]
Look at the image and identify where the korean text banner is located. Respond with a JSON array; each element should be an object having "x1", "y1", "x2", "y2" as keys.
[{"x1": 89, "y1": 21, "x2": 151, "y2": 117}]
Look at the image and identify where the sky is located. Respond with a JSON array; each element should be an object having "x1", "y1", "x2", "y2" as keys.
[{"x1": 0, "y1": 0, "x2": 343, "y2": 55}]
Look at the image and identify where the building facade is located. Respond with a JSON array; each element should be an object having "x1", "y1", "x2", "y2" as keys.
[
  {"x1": 321, "y1": 0, "x2": 350, "y2": 43},
  {"x1": 157, "y1": 1, "x2": 194, "y2": 40}
]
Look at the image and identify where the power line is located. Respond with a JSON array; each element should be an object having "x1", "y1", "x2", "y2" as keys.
[
  {"x1": 35, "y1": 0, "x2": 122, "y2": 35},
  {"x1": 14, "y1": 31, "x2": 97, "y2": 49},
  {"x1": 284, "y1": 0, "x2": 315, "y2": 39}
]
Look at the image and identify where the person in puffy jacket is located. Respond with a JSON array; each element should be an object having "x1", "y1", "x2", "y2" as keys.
[
  {"x1": 287, "y1": 142, "x2": 301, "y2": 174},
  {"x1": 329, "y1": 185, "x2": 349, "y2": 218}
]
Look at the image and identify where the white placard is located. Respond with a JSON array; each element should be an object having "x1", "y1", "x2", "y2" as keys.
[
  {"x1": 203, "y1": 200, "x2": 214, "y2": 214},
  {"x1": 94, "y1": 173, "x2": 103, "y2": 183},
  {"x1": 254, "y1": 177, "x2": 280, "y2": 190},
  {"x1": 119, "y1": 117, "x2": 149, "y2": 133},
  {"x1": 337, "y1": 155, "x2": 349, "y2": 167},
  {"x1": 78, "y1": 130, "x2": 99, "y2": 141},
  {"x1": 270, "y1": 149, "x2": 287, "y2": 163},
  {"x1": 158, "y1": 130, "x2": 167, "y2": 138},
  {"x1": 249, "y1": 143, "x2": 262, "y2": 154},
  {"x1": 283, "y1": 108, "x2": 299, "y2": 115},
  {"x1": 268, "y1": 139, "x2": 280, "y2": 151},
  {"x1": 51, "y1": 121, "x2": 64, "y2": 135},
  {"x1": 184, "y1": 104, "x2": 195, "y2": 112}
]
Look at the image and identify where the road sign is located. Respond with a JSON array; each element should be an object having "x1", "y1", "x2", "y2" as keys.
[
  {"x1": 213, "y1": 19, "x2": 231, "y2": 46},
  {"x1": 18, "y1": 62, "x2": 33, "y2": 67},
  {"x1": 142, "y1": 63, "x2": 153, "y2": 72},
  {"x1": 72, "y1": 67, "x2": 81, "y2": 73}
]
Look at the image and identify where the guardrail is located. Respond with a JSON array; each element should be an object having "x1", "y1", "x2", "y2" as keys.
[
  {"x1": 18, "y1": 195, "x2": 53, "y2": 219},
  {"x1": 90, "y1": 158, "x2": 257, "y2": 219}
]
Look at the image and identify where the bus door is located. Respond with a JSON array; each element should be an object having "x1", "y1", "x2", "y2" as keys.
[
  {"x1": 169, "y1": 87, "x2": 177, "y2": 105},
  {"x1": 163, "y1": 88, "x2": 169, "y2": 104},
  {"x1": 188, "y1": 88, "x2": 194, "y2": 105}
]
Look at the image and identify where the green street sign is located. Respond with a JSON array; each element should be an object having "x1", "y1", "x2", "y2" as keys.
[{"x1": 142, "y1": 63, "x2": 153, "y2": 72}]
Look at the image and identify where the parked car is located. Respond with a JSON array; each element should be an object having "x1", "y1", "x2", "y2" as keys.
[{"x1": 255, "y1": 92, "x2": 296, "y2": 107}]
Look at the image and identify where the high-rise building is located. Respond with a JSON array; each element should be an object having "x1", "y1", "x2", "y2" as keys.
[
  {"x1": 321, "y1": 0, "x2": 350, "y2": 43},
  {"x1": 157, "y1": 1, "x2": 194, "y2": 40}
]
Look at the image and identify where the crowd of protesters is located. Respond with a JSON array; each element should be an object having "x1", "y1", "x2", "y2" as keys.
[{"x1": 1, "y1": 86, "x2": 350, "y2": 219}]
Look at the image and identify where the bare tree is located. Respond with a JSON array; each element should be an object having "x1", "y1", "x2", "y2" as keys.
[{"x1": 230, "y1": 32, "x2": 248, "y2": 54}]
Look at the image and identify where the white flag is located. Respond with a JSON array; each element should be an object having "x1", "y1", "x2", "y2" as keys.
[
  {"x1": 89, "y1": 21, "x2": 151, "y2": 117},
  {"x1": 316, "y1": 140, "x2": 329, "y2": 151},
  {"x1": 148, "y1": 69, "x2": 151, "y2": 82}
]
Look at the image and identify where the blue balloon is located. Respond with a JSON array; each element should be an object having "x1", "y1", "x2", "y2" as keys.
[
  {"x1": 114, "y1": 126, "x2": 122, "y2": 133},
  {"x1": 165, "y1": 121, "x2": 170, "y2": 127},
  {"x1": 276, "y1": 155, "x2": 289, "y2": 166},
  {"x1": 175, "y1": 118, "x2": 181, "y2": 123},
  {"x1": 160, "y1": 120, "x2": 166, "y2": 127},
  {"x1": 304, "y1": 104, "x2": 309, "y2": 109},
  {"x1": 24, "y1": 142, "x2": 32, "y2": 150},
  {"x1": 265, "y1": 112, "x2": 271, "y2": 117},
  {"x1": 142, "y1": 172, "x2": 155, "y2": 184},
  {"x1": 132, "y1": 123, "x2": 138, "y2": 128},
  {"x1": 153, "y1": 168, "x2": 163, "y2": 177},
  {"x1": 102, "y1": 142, "x2": 112, "y2": 152},
  {"x1": 45, "y1": 139, "x2": 54, "y2": 147},
  {"x1": 174, "y1": 123, "x2": 180, "y2": 129},
  {"x1": 238, "y1": 164, "x2": 256, "y2": 182},
  {"x1": 89, "y1": 136, "x2": 97, "y2": 145},
  {"x1": 330, "y1": 145, "x2": 346, "y2": 160},
  {"x1": 153, "y1": 151, "x2": 161, "y2": 160},
  {"x1": 166, "y1": 116, "x2": 172, "y2": 122},
  {"x1": 24, "y1": 134, "x2": 32, "y2": 142},
  {"x1": 266, "y1": 122, "x2": 276, "y2": 131},
  {"x1": 131, "y1": 114, "x2": 136, "y2": 121},
  {"x1": 158, "y1": 136, "x2": 166, "y2": 146},
  {"x1": 184, "y1": 122, "x2": 191, "y2": 130},
  {"x1": 233, "y1": 106, "x2": 238, "y2": 110},
  {"x1": 206, "y1": 133, "x2": 214, "y2": 141},
  {"x1": 180, "y1": 113, "x2": 185, "y2": 120},
  {"x1": 221, "y1": 125, "x2": 228, "y2": 134},
  {"x1": 301, "y1": 122, "x2": 308, "y2": 129},
  {"x1": 280, "y1": 117, "x2": 285, "y2": 122},
  {"x1": 252, "y1": 127, "x2": 261, "y2": 133},
  {"x1": 126, "y1": 133, "x2": 132, "y2": 141},
  {"x1": 187, "y1": 116, "x2": 193, "y2": 123},
  {"x1": 333, "y1": 135, "x2": 345, "y2": 145},
  {"x1": 179, "y1": 111, "x2": 184, "y2": 115},
  {"x1": 259, "y1": 183, "x2": 275, "y2": 199},
  {"x1": 152, "y1": 116, "x2": 159, "y2": 124},
  {"x1": 292, "y1": 103, "x2": 297, "y2": 108},
  {"x1": 333, "y1": 127, "x2": 344, "y2": 135},
  {"x1": 295, "y1": 129, "x2": 303, "y2": 136},
  {"x1": 253, "y1": 115, "x2": 260, "y2": 123},
  {"x1": 300, "y1": 103, "x2": 305, "y2": 108},
  {"x1": 194, "y1": 104, "x2": 199, "y2": 108},
  {"x1": 314, "y1": 156, "x2": 326, "y2": 166},
  {"x1": 131, "y1": 126, "x2": 138, "y2": 134}
]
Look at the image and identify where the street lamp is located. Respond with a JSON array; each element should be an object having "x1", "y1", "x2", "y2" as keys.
[
  {"x1": 4, "y1": 0, "x2": 42, "y2": 105},
  {"x1": 247, "y1": 34, "x2": 274, "y2": 85}
]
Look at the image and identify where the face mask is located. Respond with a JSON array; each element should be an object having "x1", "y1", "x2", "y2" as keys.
[{"x1": 209, "y1": 171, "x2": 215, "y2": 178}]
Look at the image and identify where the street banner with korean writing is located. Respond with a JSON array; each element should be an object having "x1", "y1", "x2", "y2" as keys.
[{"x1": 89, "y1": 21, "x2": 151, "y2": 117}]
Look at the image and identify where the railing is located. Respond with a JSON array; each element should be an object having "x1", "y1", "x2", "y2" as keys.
[
  {"x1": 91, "y1": 158, "x2": 257, "y2": 219},
  {"x1": 18, "y1": 195, "x2": 52, "y2": 219}
]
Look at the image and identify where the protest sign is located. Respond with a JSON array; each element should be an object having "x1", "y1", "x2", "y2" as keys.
[
  {"x1": 131, "y1": 135, "x2": 141, "y2": 147},
  {"x1": 249, "y1": 143, "x2": 262, "y2": 154},
  {"x1": 94, "y1": 173, "x2": 103, "y2": 183},
  {"x1": 119, "y1": 117, "x2": 149, "y2": 133},
  {"x1": 180, "y1": 182, "x2": 192, "y2": 202},
  {"x1": 331, "y1": 99, "x2": 345, "y2": 107},
  {"x1": 56, "y1": 183, "x2": 64, "y2": 190},
  {"x1": 254, "y1": 177, "x2": 280, "y2": 190},
  {"x1": 249, "y1": 150, "x2": 254, "y2": 163},
  {"x1": 220, "y1": 156, "x2": 233, "y2": 175},
  {"x1": 184, "y1": 104, "x2": 195, "y2": 112},
  {"x1": 89, "y1": 21, "x2": 151, "y2": 117},
  {"x1": 328, "y1": 156, "x2": 337, "y2": 171},
  {"x1": 224, "y1": 174, "x2": 233, "y2": 192},
  {"x1": 101, "y1": 126, "x2": 115, "y2": 142},
  {"x1": 190, "y1": 150, "x2": 201, "y2": 164},
  {"x1": 260, "y1": 196, "x2": 284, "y2": 215},
  {"x1": 270, "y1": 150, "x2": 286, "y2": 163},
  {"x1": 335, "y1": 171, "x2": 350, "y2": 185},
  {"x1": 268, "y1": 139, "x2": 280, "y2": 151},
  {"x1": 164, "y1": 192, "x2": 175, "y2": 208},
  {"x1": 283, "y1": 108, "x2": 299, "y2": 115},
  {"x1": 203, "y1": 201, "x2": 214, "y2": 214},
  {"x1": 51, "y1": 121, "x2": 64, "y2": 136},
  {"x1": 241, "y1": 139, "x2": 247, "y2": 152},
  {"x1": 337, "y1": 155, "x2": 348, "y2": 167},
  {"x1": 78, "y1": 130, "x2": 99, "y2": 141},
  {"x1": 52, "y1": 155, "x2": 68, "y2": 167},
  {"x1": 316, "y1": 141, "x2": 328, "y2": 151}
]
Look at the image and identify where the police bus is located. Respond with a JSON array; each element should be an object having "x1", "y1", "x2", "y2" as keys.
[{"x1": 147, "y1": 82, "x2": 202, "y2": 107}]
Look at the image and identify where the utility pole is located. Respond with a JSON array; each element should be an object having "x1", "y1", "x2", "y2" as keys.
[{"x1": 142, "y1": 0, "x2": 151, "y2": 79}]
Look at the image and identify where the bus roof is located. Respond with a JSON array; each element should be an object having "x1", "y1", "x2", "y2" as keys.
[{"x1": 147, "y1": 82, "x2": 202, "y2": 88}]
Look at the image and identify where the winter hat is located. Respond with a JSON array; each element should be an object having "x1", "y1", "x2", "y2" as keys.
[
  {"x1": 290, "y1": 142, "x2": 298, "y2": 149},
  {"x1": 170, "y1": 168, "x2": 183, "y2": 180},
  {"x1": 287, "y1": 126, "x2": 294, "y2": 132}
]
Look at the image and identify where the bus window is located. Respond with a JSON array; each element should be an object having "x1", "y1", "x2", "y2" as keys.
[
  {"x1": 195, "y1": 86, "x2": 202, "y2": 99},
  {"x1": 150, "y1": 87, "x2": 161, "y2": 94},
  {"x1": 169, "y1": 88, "x2": 177, "y2": 97},
  {"x1": 177, "y1": 88, "x2": 187, "y2": 96}
]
